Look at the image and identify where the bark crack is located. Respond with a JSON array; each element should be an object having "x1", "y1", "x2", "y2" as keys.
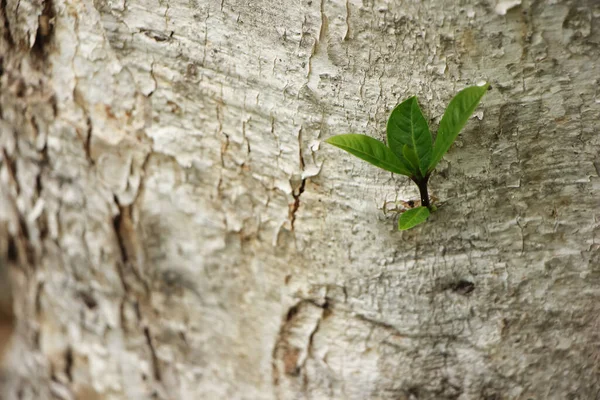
[
  {"x1": 73, "y1": 87, "x2": 95, "y2": 165},
  {"x1": 64, "y1": 346, "x2": 73, "y2": 382},
  {"x1": 144, "y1": 326, "x2": 162, "y2": 382},
  {"x1": 202, "y1": 10, "x2": 210, "y2": 66},
  {"x1": 343, "y1": 0, "x2": 350, "y2": 41},
  {"x1": 241, "y1": 119, "x2": 251, "y2": 155},
  {"x1": 354, "y1": 313, "x2": 458, "y2": 341},
  {"x1": 112, "y1": 193, "x2": 166, "y2": 394},
  {"x1": 0, "y1": 225, "x2": 15, "y2": 359},
  {"x1": 516, "y1": 219, "x2": 525, "y2": 256},
  {"x1": 112, "y1": 195, "x2": 149, "y2": 294},
  {"x1": 289, "y1": 126, "x2": 306, "y2": 230},
  {"x1": 0, "y1": 0, "x2": 14, "y2": 46},
  {"x1": 306, "y1": 0, "x2": 327, "y2": 82},
  {"x1": 317, "y1": 0, "x2": 326, "y2": 43},
  {"x1": 272, "y1": 299, "x2": 327, "y2": 395},
  {"x1": 31, "y1": 0, "x2": 55, "y2": 59},
  {"x1": 1, "y1": 147, "x2": 18, "y2": 197},
  {"x1": 83, "y1": 115, "x2": 93, "y2": 164},
  {"x1": 1, "y1": 149, "x2": 35, "y2": 266},
  {"x1": 289, "y1": 179, "x2": 305, "y2": 231},
  {"x1": 216, "y1": 100, "x2": 229, "y2": 167},
  {"x1": 300, "y1": 299, "x2": 328, "y2": 394}
]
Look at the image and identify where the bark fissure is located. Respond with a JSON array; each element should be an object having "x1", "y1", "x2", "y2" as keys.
[
  {"x1": 301, "y1": 310, "x2": 322, "y2": 394},
  {"x1": 112, "y1": 196, "x2": 149, "y2": 294},
  {"x1": 0, "y1": 226, "x2": 15, "y2": 360},
  {"x1": 440, "y1": 279, "x2": 475, "y2": 296},
  {"x1": 343, "y1": 0, "x2": 350, "y2": 41},
  {"x1": 112, "y1": 191, "x2": 166, "y2": 393},
  {"x1": 83, "y1": 116, "x2": 93, "y2": 164},
  {"x1": 31, "y1": 0, "x2": 55, "y2": 59},
  {"x1": 0, "y1": 0, "x2": 14, "y2": 46},
  {"x1": 1, "y1": 147, "x2": 20, "y2": 195},
  {"x1": 289, "y1": 178, "x2": 306, "y2": 230},
  {"x1": 289, "y1": 125, "x2": 307, "y2": 230},
  {"x1": 64, "y1": 346, "x2": 73, "y2": 382},
  {"x1": 272, "y1": 299, "x2": 327, "y2": 393},
  {"x1": 143, "y1": 326, "x2": 162, "y2": 382},
  {"x1": 354, "y1": 313, "x2": 458, "y2": 341}
]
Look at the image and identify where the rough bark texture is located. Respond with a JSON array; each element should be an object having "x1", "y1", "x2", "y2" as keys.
[{"x1": 1, "y1": 0, "x2": 599, "y2": 399}]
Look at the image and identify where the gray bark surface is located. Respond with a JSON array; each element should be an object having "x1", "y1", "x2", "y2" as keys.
[{"x1": 1, "y1": 0, "x2": 599, "y2": 399}]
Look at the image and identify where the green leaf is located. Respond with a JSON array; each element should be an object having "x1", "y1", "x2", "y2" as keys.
[
  {"x1": 325, "y1": 134, "x2": 412, "y2": 176},
  {"x1": 387, "y1": 96, "x2": 433, "y2": 177},
  {"x1": 398, "y1": 206, "x2": 430, "y2": 231},
  {"x1": 429, "y1": 83, "x2": 489, "y2": 172},
  {"x1": 402, "y1": 144, "x2": 419, "y2": 171}
]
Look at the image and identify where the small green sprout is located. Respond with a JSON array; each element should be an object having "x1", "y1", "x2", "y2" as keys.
[{"x1": 326, "y1": 83, "x2": 489, "y2": 230}]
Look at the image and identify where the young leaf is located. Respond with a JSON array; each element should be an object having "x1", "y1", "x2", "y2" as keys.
[
  {"x1": 429, "y1": 83, "x2": 489, "y2": 172},
  {"x1": 398, "y1": 206, "x2": 430, "y2": 231},
  {"x1": 325, "y1": 134, "x2": 412, "y2": 176},
  {"x1": 387, "y1": 96, "x2": 433, "y2": 177},
  {"x1": 402, "y1": 144, "x2": 419, "y2": 171}
]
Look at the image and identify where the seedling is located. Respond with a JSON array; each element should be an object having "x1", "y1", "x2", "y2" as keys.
[{"x1": 326, "y1": 83, "x2": 489, "y2": 230}]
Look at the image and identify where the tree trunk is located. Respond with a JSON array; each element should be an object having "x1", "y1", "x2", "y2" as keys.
[{"x1": 1, "y1": 0, "x2": 599, "y2": 398}]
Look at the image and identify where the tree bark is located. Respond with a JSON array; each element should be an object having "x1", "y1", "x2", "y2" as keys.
[{"x1": 1, "y1": 0, "x2": 600, "y2": 399}]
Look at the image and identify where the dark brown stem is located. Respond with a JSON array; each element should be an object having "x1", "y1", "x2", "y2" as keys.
[{"x1": 413, "y1": 175, "x2": 431, "y2": 209}]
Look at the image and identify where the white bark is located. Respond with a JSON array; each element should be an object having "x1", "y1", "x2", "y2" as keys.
[{"x1": 1, "y1": 0, "x2": 599, "y2": 399}]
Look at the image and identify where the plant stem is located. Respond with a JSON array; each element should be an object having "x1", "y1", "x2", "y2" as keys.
[{"x1": 413, "y1": 176, "x2": 431, "y2": 209}]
